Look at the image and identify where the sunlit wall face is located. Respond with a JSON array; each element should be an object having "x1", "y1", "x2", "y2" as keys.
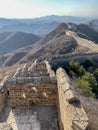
[{"x1": 0, "y1": 0, "x2": 97, "y2": 18}]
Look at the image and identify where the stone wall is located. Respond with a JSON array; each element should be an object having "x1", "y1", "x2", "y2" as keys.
[
  {"x1": 0, "y1": 60, "x2": 57, "y2": 109},
  {"x1": 0, "y1": 90, "x2": 6, "y2": 112},
  {"x1": 7, "y1": 82, "x2": 57, "y2": 108},
  {"x1": 0, "y1": 76, "x2": 9, "y2": 112},
  {"x1": 13, "y1": 60, "x2": 55, "y2": 78},
  {"x1": 29, "y1": 61, "x2": 49, "y2": 77},
  {"x1": 51, "y1": 52, "x2": 98, "y2": 61},
  {"x1": 56, "y1": 67, "x2": 89, "y2": 130},
  {"x1": 50, "y1": 52, "x2": 98, "y2": 68}
]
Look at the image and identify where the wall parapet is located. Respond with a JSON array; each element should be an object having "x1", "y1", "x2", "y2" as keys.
[
  {"x1": 0, "y1": 75, "x2": 9, "y2": 90},
  {"x1": 56, "y1": 67, "x2": 89, "y2": 130},
  {"x1": 7, "y1": 76, "x2": 57, "y2": 85}
]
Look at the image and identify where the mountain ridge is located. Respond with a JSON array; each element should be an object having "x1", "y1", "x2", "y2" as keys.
[
  {"x1": 0, "y1": 15, "x2": 95, "y2": 35},
  {"x1": 0, "y1": 31, "x2": 40, "y2": 55},
  {"x1": 1, "y1": 22, "x2": 98, "y2": 66}
]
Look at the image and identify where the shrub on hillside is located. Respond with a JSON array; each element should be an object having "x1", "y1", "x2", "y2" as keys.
[
  {"x1": 82, "y1": 72, "x2": 97, "y2": 88},
  {"x1": 76, "y1": 72, "x2": 97, "y2": 97},
  {"x1": 84, "y1": 58, "x2": 95, "y2": 69},
  {"x1": 76, "y1": 79, "x2": 94, "y2": 97},
  {"x1": 69, "y1": 61, "x2": 85, "y2": 77},
  {"x1": 94, "y1": 69, "x2": 98, "y2": 81}
]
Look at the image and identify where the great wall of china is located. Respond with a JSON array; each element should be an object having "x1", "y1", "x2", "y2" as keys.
[
  {"x1": 51, "y1": 52, "x2": 98, "y2": 61},
  {"x1": 0, "y1": 60, "x2": 89, "y2": 130}
]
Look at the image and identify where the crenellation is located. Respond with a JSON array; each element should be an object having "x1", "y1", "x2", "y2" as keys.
[
  {"x1": 45, "y1": 60, "x2": 56, "y2": 78},
  {"x1": 13, "y1": 68, "x2": 22, "y2": 77},
  {"x1": 22, "y1": 63, "x2": 28, "y2": 77},
  {"x1": 7, "y1": 77, "x2": 56, "y2": 85},
  {"x1": 27, "y1": 60, "x2": 54, "y2": 77},
  {"x1": 29, "y1": 59, "x2": 38, "y2": 71},
  {"x1": 0, "y1": 75, "x2": 9, "y2": 89}
]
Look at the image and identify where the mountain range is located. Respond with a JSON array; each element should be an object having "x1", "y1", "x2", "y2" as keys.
[
  {"x1": 0, "y1": 15, "x2": 95, "y2": 36},
  {"x1": 88, "y1": 19, "x2": 98, "y2": 32},
  {"x1": 0, "y1": 20, "x2": 98, "y2": 67},
  {"x1": 0, "y1": 31, "x2": 40, "y2": 55}
]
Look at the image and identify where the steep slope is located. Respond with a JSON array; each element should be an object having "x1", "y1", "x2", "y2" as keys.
[
  {"x1": 88, "y1": 19, "x2": 98, "y2": 32},
  {"x1": 0, "y1": 32, "x2": 13, "y2": 42},
  {"x1": 23, "y1": 35, "x2": 78, "y2": 62},
  {"x1": 0, "y1": 31, "x2": 40, "y2": 55},
  {"x1": 66, "y1": 31, "x2": 98, "y2": 52},
  {"x1": 3, "y1": 51, "x2": 27, "y2": 66},
  {"x1": 38, "y1": 23, "x2": 68, "y2": 45}
]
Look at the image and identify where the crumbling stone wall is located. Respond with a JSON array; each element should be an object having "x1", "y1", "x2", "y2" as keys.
[
  {"x1": 0, "y1": 90, "x2": 6, "y2": 112},
  {"x1": 56, "y1": 67, "x2": 89, "y2": 130},
  {"x1": 0, "y1": 60, "x2": 89, "y2": 130},
  {"x1": 7, "y1": 79, "x2": 57, "y2": 108},
  {"x1": 29, "y1": 61, "x2": 50, "y2": 77},
  {"x1": 0, "y1": 60, "x2": 57, "y2": 110},
  {"x1": 0, "y1": 76, "x2": 9, "y2": 112}
]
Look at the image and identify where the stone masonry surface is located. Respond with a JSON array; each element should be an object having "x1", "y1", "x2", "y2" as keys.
[{"x1": 56, "y1": 67, "x2": 89, "y2": 130}]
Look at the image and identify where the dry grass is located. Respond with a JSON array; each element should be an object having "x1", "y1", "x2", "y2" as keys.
[
  {"x1": 73, "y1": 79, "x2": 98, "y2": 130},
  {"x1": 0, "y1": 64, "x2": 24, "y2": 81},
  {"x1": 79, "y1": 96, "x2": 98, "y2": 130}
]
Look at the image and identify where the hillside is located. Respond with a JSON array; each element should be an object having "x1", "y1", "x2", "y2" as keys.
[
  {"x1": 0, "y1": 31, "x2": 40, "y2": 55},
  {"x1": 21, "y1": 35, "x2": 78, "y2": 62},
  {"x1": 38, "y1": 23, "x2": 68, "y2": 45},
  {"x1": 66, "y1": 30, "x2": 98, "y2": 52},
  {"x1": 1, "y1": 22, "x2": 98, "y2": 66},
  {"x1": 68, "y1": 23, "x2": 98, "y2": 43},
  {"x1": 88, "y1": 19, "x2": 98, "y2": 32},
  {"x1": 17, "y1": 23, "x2": 98, "y2": 64}
]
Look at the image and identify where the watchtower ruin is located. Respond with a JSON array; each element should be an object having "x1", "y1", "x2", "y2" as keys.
[{"x1": 0, "y1": 60, "x2": 89, "y2": 130}]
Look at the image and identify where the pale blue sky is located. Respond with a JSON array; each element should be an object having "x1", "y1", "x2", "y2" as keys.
[{"x1": 0, "y1": 0, "x2": 97, "y2": 18}]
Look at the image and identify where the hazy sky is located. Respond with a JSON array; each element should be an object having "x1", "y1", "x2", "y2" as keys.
[{"x1": 0, "y1": 0, "x2": 98, "y2": 18}]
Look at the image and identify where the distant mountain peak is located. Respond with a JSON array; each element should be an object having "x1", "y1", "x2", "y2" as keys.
[{"x1": 56, "y1": 23, "x2": 68, "y2": 31}]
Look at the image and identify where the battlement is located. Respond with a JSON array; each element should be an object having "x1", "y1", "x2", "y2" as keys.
[
  {"x1": 56, "y1": 67, "x2": 89, "y2": 130},
  {"x1": 7, "y1": 76, "x2": 56, "y2": 85},
  {"x1": 13, "y1": 60, "x2": 56, "y2": 78},
  {"x1": 0, "y1": 60, "x2": 57, "y2": 110},
  {"x1": 0, "y1": 60, "x2": 56, "y2": 89}
]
